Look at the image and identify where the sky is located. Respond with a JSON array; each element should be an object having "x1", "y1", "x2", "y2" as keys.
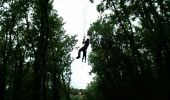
[{"x1": 53, "y1": 0, "x2": 100, "y2": 89}]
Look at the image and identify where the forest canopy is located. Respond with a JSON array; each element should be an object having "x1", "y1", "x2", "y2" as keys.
[
  {"x1": 85, "y1": 0, "x2": 170, "y2": 100},
  {"x1": 0, "y1": 0, "x2": 170, "y2": 100},
  {"x1": 0, "y1": 0, "x2": 76, "y2": 100}
]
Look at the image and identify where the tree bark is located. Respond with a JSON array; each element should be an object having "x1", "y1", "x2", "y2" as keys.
[{"x1": 33, "y1": 0, "x2": 49, "y2": 100}]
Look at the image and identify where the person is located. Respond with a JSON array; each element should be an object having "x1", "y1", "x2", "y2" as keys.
[
  {"x1": 82, "y1": 50, "x2": 87, "y2": 62},
  {"x1": 76, "y1": 37, "x2": 89, "y2": 62}
]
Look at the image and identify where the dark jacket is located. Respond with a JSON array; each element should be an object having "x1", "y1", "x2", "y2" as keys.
[{"x1": 83, "y1": 39, "x2": 89, "y2": 48}]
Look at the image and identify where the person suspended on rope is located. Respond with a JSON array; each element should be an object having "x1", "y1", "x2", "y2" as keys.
[{"x1": 76, "y1": 37, "x2": 89, "y2": 61}]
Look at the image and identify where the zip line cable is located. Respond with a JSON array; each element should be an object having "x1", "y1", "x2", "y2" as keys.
[
  {"x1": 75, "y1": 0, "x2": 87, "y2": 50},
  {"x1": 83, "y1": 0, "x2": 87, "y2": 38}
]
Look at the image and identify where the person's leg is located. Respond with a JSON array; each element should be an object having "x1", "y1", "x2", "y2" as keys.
[
  {"x1": 82, "y1": 54, "x2": 84, "y2": 62},
  {"x1": 82, "y1": 50, "x2": 87, "y2": 62},
  {"x1": 84, "y1": 50, "x2": 87, "y2": 62},
  {"x1": 82, "y1": 50, "x2": 85, "y2": 62},
  {"x1": 82, "y1": 47, "x2": 88, "y2": 62},
  {"x1": 76, "y1": 47, "x2": 84, "y2": 59}
]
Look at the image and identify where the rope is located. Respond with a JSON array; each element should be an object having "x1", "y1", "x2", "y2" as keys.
[
  {"x1": 74, "y1": 1, "x2": 87, "y2": 50},
  {"x1": 83, "y1": 0, "x2": 87, "y2": 37}
]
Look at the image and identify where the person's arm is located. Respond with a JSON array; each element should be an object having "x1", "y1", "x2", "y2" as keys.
[{"x1": 82, "y1": 37, "x2": 85, "y2": 44}]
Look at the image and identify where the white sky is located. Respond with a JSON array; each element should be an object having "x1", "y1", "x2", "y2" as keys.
[{"x1": 53, "y1": 0, "x2": 100, "y2": 89}]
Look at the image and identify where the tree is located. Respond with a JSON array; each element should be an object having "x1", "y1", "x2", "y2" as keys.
[
  {"x1": 86, "y1": 0, "x2": 170, "y2": 100},
  {"x1": 0, "y1": 0, "x2": 77, "y2": 100}
]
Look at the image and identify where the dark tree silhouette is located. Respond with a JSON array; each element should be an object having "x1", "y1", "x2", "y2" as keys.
[
  {"x1": 0, "y1": 0, "x2": 76, "y2": 100},
  {"x1": 85, "y1": 0, "x2": 170, "y2": 100}
]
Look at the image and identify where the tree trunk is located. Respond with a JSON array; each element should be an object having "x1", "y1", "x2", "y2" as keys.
[{"x1": 33, "y1": 0, "x2": 49, "y2": 100}]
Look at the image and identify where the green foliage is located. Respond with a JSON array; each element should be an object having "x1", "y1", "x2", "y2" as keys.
[
  {"x1": 83, "y1": 78, "x2": 101, "y2": 100},
  {"x1": 86, "y1": 0, "x2": 170, "y2": 100},
  {"x1": 70, "y1": 88, "x2": 86, "y2": 100},
  {"x1": 0, "y1": 0, "x2": 77, "y2": 100}
]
